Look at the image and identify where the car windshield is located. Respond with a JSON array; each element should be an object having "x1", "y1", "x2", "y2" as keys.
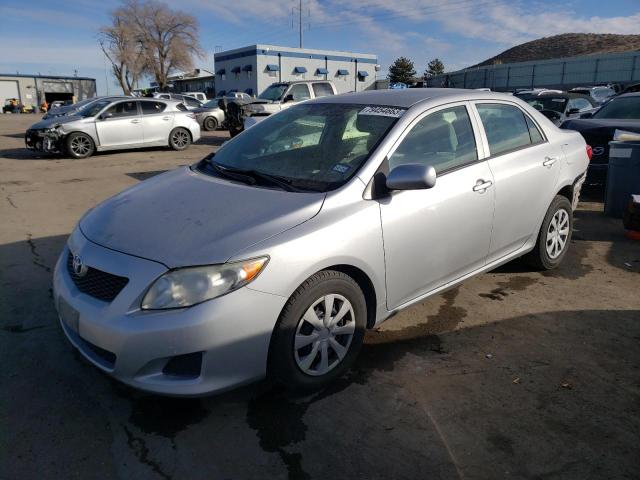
[
  {"x1": 525, "y1": 97, "x2": 568, "y2": 113},
  {"x1": 592, "y1": 96, "x2": 640, "y2": 119},
  {"x1": 258, "y1": 84, "x2": 288, "y2": 101},
  {"x1": 77, "y1": 100, "x2": 112, "y2": 118},
  {"x1": 197, "y1": 103, "x2": 403, "y2": 191}
]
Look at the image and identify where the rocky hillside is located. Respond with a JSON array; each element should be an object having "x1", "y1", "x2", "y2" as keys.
[{"x1": 473, "y1": 33, "x2": 640, "y2": 67}]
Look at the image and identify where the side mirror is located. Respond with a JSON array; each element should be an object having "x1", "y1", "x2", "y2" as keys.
[
  {"x1": 283, "y1": 94, "x2": 295, "y2": 103},
  {"x1": 100, "y1": 112, "x2": 113, "y2": 120},
  {"x1": 567, "y1": 108, "x2": 580, "y2": 115},
  {"x1": 386, "y1": 164, "x2": 437, "y2": 191},
  {"x1": 579, "y1": 111, "x2": 593, "y2": 119}
]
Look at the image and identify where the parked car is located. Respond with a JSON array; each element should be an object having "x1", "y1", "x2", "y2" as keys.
[
  {"x1": 521, "y1": 92, "x2": 598, "y2": 125},
  {"x1": 183, "y1": 92, "x2": 208, "y2": 102},
  {"x1": 152, "y1": 93, "x2": 203, "y2": 110},
  {"x1": 513, "y1": 88, "x2": 563, "y2": 97},
  {"x1": 622, "y1": 83, "x2": 640, "y2": 94},
  {"x1": 42, "y1": 96, "x2": 130, "y2": 120},
  {"x1": 560, "y1": 92, "x2": 640, "y2": 185},
  {"x1": 25, "y1": 98, "x2": 200, "y2": 158},
  {"x1": 53, "y1": 89, "x2": 589, "y2": 396},
  {"x1": 569, "y1": 86, "x2": 616, "y2": 105},
  {"x1": 49, "y1": 100, "x2": 69, "y2": 110},
  {"x1": 220, "y1": 80, "x2": 337, "y2": 137},
  {"x1": 192, "y1": 98, "x2": 226, "y2": 131}
]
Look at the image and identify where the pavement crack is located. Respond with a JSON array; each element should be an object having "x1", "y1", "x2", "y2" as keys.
[
  {"x1": 5, "y1": 193, "x2": 17, "y2": 208},
  {"x1": 26, "y1": 233, "x2": 51, "y2": 272},
  {"x1": 123, "y1": 425, "x2": 172, "y2": 480}
]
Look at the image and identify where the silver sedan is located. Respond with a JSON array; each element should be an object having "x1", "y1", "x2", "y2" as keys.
[
  {"x1": 53, "y1": 89, "x2": 589, "y2": 396},
  {"x1": 26, "y1": 98, "x2": 201, "y2": 158}
]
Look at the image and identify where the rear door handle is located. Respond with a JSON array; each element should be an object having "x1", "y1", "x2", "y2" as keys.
[
  {"x1": 543, "y1": 156, "x2": 558, "y2": 167},
  {"x1": 162, "y1": 116, "x2": 170, "y2": 121},
  {"x1": 131, "y1": 119, "x2": 140, "y2": 124},
  {"x1": 473, "y1": 179, "x2": 493, "y2": 193}
]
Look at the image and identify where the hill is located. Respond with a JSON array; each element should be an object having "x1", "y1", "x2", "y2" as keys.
[{"x1": 473, "y1": 33, "x2": 640, "y2": 67}]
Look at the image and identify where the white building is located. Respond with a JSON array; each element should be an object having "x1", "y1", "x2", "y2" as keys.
[{"x1": 213, "y1": 44, "x2": 378, "y2": 97}]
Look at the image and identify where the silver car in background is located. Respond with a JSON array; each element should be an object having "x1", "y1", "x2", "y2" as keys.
[
  {"x1": 53, "y1": 89, "x2": 589, "y2": 396},
  {"x1": 26, "y1": 98, "x2": 201, "y2": 158},
  {"x1": 192, "y1": 98, "x2": 226, "y2": 131}
]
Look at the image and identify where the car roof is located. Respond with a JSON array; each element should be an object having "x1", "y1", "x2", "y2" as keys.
[{"x1": 312, "y1": 88, "x2": 515, "y2": 108}]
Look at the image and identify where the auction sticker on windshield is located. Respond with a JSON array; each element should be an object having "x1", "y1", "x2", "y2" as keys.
[{"x1": 359, "y1": 106, "x2": 406, "y2": 117}]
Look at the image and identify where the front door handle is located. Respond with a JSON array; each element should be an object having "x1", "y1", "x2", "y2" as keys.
[
  {"x1": 543, "y1": 156, "x2": 558, "y2": 167},
  {"x1": 131, "y1": 119, "x2": 140, "y2": 124},
  {"x1": 162, "y1": 116, "x2": 170, "y2": 121},
  {"x1": 473, "y1": 179, "x2": 493, "y2": 193}
]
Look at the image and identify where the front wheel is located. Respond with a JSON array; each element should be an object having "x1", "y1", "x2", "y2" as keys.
[
  {"x1": 268, "y1": 270, "x2": 366, "y2": 391},
  {"x1": 65, "y1": 132, "x2": 95, "y2": 159},
  {"x1": 525, "y1": 195, "x2": 573, "y2": 270},
  {"x1": 169, "y1": 127, "x2": 191, "y2": 151}
]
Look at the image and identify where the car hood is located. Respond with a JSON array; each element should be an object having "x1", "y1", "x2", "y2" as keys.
[
  {"x1": 30, "y1": 115, "x2": 84, "y2": 129},
  {"x1": 79, "y1": 166, "x2": 325, "y2": 268}
]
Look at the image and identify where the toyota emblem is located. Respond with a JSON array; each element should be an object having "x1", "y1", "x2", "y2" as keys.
[{"x1": 72, "y1": 254, "x2": 88, "y2": 277}]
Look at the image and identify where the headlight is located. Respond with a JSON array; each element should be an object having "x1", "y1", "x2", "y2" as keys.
[{"x1": 141, "y1": 257, "x2": 268, "y2": 310}]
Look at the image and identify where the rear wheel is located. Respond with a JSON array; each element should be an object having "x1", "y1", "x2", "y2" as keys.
[
  {"x1": 169, "y1": 127, "x2": 191, "y2": 151},
  {"x1": 203, "y1": 116, "x2": 218, "y2": 131},
  {"x1": 268, "y1": 270, "x2": 366, "y2": 391},
  {"x1": 65, "y1": 132, "x2": 94, "y2": 159},
  {"x1": 525, "y1": 195, "x2": 573, "y2": 270}
]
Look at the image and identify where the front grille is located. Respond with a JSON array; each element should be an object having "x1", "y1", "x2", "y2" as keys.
[{"x1": 66, "y1": 252, "x2": 129, "y2": 302}]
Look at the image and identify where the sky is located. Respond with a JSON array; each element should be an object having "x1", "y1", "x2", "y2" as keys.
[{"x1": 1, "y1": 0, "x2": 639, "y2": 95}]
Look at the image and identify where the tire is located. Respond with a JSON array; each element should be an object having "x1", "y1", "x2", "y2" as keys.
[
  {"x1": 524, "y1": 195, "x2": 573, "y2": 270},
  {"x1": 169, "y1": 127, "x2": 191, "y2": 151},
  {"x1": 268, "y1": 270, "x2": 367, "y2": 391},
  {"x1": 203, "y1": 116, "x2": 218, "y2": 131},
  {"x1": 65, "y1": 132, "x2": 95, "y2": 159}
]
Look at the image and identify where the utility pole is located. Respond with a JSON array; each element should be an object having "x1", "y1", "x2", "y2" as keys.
[
  {"x1": 292, "y1": 0, "x2": 308, "y2": 49},
  {"x1": 299, "y1": 0, "x2": 303, "y2": 48}
]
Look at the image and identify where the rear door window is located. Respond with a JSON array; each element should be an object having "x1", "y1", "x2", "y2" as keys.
[
  {"x1": 476, "y1": 103, "x2": 532, "y2": 156},
  {"x1": 312, "y1": 83, "x2": 334, "y2": 98},
  {"x1": 140, "y1": 101, "x2": 167, "y2": 114}
]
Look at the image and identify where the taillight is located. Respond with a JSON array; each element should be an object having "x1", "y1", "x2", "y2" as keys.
[{"x1": 586, "y1": 144, "x2": 593, "y2": 161}]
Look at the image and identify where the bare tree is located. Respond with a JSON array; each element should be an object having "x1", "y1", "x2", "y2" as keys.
[
  {"x1": 125, "y1": 0, "x2": 202, "y2": 91},
  {"x1": 99, "y1": 7, "x2": 145, "y2": 95},
  {"x1": 99, "y1": 0, "x2": 202, "y2": 93}
]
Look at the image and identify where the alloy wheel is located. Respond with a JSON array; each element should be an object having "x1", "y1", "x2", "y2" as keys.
[
  {"x1": 172, "y1": 130, "x2": 189, "y2": 148},
  {"x1": 294, "y1": 294, "x2": 356, "y2": 376},
  {"x1": 546, "y1": 208, "x2": 570, "y2": 259},
  {"x1": 71, "y1": 136, "x2": 91, "y2": 156}
]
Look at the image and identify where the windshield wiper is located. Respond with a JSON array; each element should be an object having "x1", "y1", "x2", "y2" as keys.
[{"x1": 209, "y1": 161, "x2": 302, "y2": 192}]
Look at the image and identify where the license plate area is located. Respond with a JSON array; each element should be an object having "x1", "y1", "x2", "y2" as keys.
[{"x1": 58, "y1": 297, "x2": 79, "y2": 333}]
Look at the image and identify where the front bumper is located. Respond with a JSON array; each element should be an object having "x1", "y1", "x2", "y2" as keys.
[
  {"x1": 53, "y1": 228, "x2": 287, "y2": 396},
  {"x1": 25, "y1": 128, "x2": 63, "y2": 153}
]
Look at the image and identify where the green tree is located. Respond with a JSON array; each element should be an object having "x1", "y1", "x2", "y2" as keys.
[
  {"x1": 424, "y1": 58, "x2": 445, "y2": 79},
  {"x1": 388, "y1": 57, "x2": 416, "y2": 84}
]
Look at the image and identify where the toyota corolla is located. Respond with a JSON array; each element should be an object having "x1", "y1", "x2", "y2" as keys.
[{"x1": 53, "y1": 89, "x2": 590, "y2": 396}]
